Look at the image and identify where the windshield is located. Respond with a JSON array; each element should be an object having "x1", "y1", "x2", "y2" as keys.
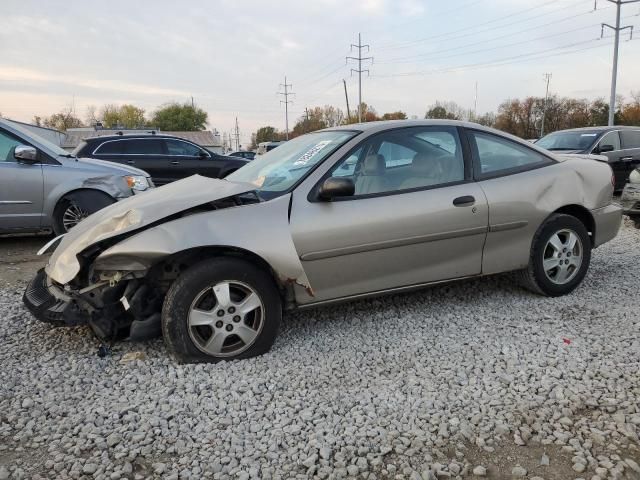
[
  {"x1": 226, "y1": 130, "x2": 357, "y2": 196},
  {"x1": 536, "y1": 130, "x2": 600, "y2": 151},
  {"x1": 2, "y1": 120, "x2": 72, "y2": 157}
]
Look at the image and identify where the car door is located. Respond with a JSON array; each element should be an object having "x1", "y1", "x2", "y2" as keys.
[
  {"x1": 619, "y1": 129, "x2": 640, "y2": 184},
  {"x1": 592, "y1": 131, "x2": 625, "y2": 190},
  {"x1": 0, "y1": 128, "x2": 44, "y2": 231},
  {"x1": 164, "y1": 139, "x2": 221, "y2": 179},
  {"x1": 465, "y1": 129, "x2": 560, "y2": 275},
  {"x1": 289, "y1": 126, "x2": 488, "y2": 304},
  {"x1": 120, "y1": 138, "x2": 172, "y2": 185}
]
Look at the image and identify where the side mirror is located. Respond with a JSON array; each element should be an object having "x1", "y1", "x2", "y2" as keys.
[
  {"x1": 597, "y1": 144, "x2": 615, "y2": 153},
  {"x1": 14, "y1": 145, "x2": 38, "y2": 163},
  {"x1": 318, "y1": 177, "x2": 355, "y2": 201},
  {"x1": 199, "y1": 151, "x2": 209, "y2": 158}
]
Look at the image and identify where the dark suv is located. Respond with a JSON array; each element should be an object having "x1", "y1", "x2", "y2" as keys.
[
  {"x1": 73, "y1": 134, "x2": 249, "y2": 186},
  {"x1": 536, "y1": 126, "x2": 640, "y2": 190}
]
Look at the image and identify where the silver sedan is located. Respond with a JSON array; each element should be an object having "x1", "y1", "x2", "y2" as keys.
[{"x1": 24, "y1": 120, "x2": 621, "y2": 362}]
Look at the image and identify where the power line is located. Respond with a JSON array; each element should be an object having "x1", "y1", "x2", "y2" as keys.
[
  {"x1": 372, "y1": 36, "x2": 623, "y2": 78},
  {"x1": 375, "y1": 0, "x2": 574, "y2": 51},
  {"x1": 376, "y1": 7, "x2": 615, "y2": 65},
  {"x1": 278, "y1": 75, "x2": 294, "y2": 140},
  {"x1": 346, "y1": 33, "x2": 373, "y2": 123},
  {"x1": 598, "y1": 0, "x2": 639, "y2": 125}
]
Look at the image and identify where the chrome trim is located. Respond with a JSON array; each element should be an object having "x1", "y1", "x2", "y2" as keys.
[
  {"x1": 0, "y1": 200, "x2": 32, "y2": 205},
  {"x1": 489, "y1": 220, "x2": 528, "y2": 232},
  {"x1": 38, "y1": 234, "x2": 65, "y2": 255},
  {"x1": 300, "y1": 226, "x2": 488, "y2": 261}
]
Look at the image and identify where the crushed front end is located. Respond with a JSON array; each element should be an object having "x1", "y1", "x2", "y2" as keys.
[{"x1": 23, "y1": 261, "x2": 167, "y2": 341}]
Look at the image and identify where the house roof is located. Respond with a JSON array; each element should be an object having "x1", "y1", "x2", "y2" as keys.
[{"x1": 61, "y1": 129, "x2": 221, "y2": 149}]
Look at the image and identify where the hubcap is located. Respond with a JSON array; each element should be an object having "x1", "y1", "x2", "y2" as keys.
[
  {"x1": 188, "y1": 281, "x2": 264, "y2": 357},
  {"x1": 542, "y1": 229, "x2": 583, "y2": 285},
  {"x1": 62, "y1": 203, "x2": 89, "y2": 231}
]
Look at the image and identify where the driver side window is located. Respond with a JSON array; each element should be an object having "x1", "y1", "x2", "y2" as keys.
[
  {"x1": 0, "y1": 130, "x2": 22, "y2": 162},
  {"x1": 329, "y1": 127, "x2": 464, "y2": 196}
]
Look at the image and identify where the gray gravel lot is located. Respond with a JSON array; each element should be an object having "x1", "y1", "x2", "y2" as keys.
[{"x1": 1, "y1": 223, "x2": 640, "y2": 480}]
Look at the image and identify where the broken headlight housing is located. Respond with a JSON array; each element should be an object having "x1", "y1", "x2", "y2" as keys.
[{"x1": 124, "y1": 175, "x2": 150, "y2": 191}]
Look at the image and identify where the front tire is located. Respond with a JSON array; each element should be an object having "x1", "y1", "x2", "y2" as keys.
[
  {"x1": 519, "y1": 214, "x2": 591, "y2": 297},
  {"x1": 52, "y1": 191, "x2": 115, "y2": 235},
  {"x1": 162, "y1": 257, "x2": 281, "y2": 363}
]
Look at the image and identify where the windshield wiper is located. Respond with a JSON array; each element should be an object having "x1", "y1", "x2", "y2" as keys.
[
  {"x1": 547, "y1": 147, "x2": 579, "y2": 151},
  {"x1": 59, "y1": 154, "x2": 77, "y2": 158}
]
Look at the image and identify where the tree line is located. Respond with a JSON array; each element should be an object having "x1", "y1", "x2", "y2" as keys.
[
  {"x1": 32, "y1": 102, "x2": 208, "y2": 132},
  {"x1": 251, "y1": 92, "x2": 640, "y2": 148}
]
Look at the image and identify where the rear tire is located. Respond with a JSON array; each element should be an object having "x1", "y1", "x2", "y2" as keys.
[
  {"x1": 52, "y1": 190, "x2": 115, "y2": 235},
  {"x1": 519, "y1": 214, "x2": 591, "y2": 297},
  {"x1": 162, "y1": 257, "x2": 281, "y2": 363}
]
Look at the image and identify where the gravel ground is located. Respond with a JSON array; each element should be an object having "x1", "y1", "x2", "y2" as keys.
[{"x1": 1, "y1": 223, "x2": 640, "y2": 480}]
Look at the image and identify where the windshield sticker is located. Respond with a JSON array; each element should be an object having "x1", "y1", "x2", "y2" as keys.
[
  {"x1": 580, "y1": 134, "x2": 597, "y2": 137},
  {"x1": 293, "y1": 140, "x2": 332, "y2": 166}
]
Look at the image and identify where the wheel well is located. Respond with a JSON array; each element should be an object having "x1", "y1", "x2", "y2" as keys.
[
  {"x1": 54, "y1": 188, "x2": 114, "y2": 212},
  {"x1": 553, "y1": 204, "x2": 595, "y2": 245},
  {"x1": 154, "y1": 246, "x2": 289, "y2": 302}
]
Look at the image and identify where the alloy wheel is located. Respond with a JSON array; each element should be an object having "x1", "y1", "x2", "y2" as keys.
[
  {"x1": 188, "y1": 281, "x2": 264, "y2": 357},
  {"x1": 62, "y1": 203, "x2": 89, "y2": 231},
  {"x1": 542, "y1": 229, "x2": 583, "y2": 285}
]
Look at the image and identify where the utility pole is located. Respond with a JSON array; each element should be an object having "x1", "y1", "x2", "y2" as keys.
[
  {"x1": 233, "y1": 117, "x2": 240, "y2": 151},
  {"x1": 278, "y1": 76, "x2": 294, "y2": 140},
  {"x1": 191, "y1": 96, "x2": 195, "y2": 109},
  {"x1": 305, "y1": 107, "x2": 310, "y2": 133},
  {"x1": 599, "y1": 0, "x2": 637, "y2": 126},
  {"x1": 473, "y1": 81, "x2": 478, "y2": 119},
  {"x1": 343, "y1": 79, "x2": 351, "y2": 122},
  {"x1": 346, "y1": 33, "x2": 373, "y2": 123},
  {"x1": 541, "y1": 73, "x2": 552, "y2": 138}
]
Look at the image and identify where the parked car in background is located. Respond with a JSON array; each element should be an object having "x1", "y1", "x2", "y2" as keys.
[
  {"x1": 0, "y1": 118, "x2": 152, "y2": 235},
  {"x1": 256, "y1": 141, "x2": 284, "y2": 157},
  {"x1": 25, "y1": 120, "x2": 620, "y2": 363},
  {"x1": 536, "y1": 126, "x2": 640, "y2": 191},
  {"x1": 229, "y1": 151, "x2": 256, "y2": 160},
  {"x1": 621, "y1": 167, "x2": 640, "y2": 227},
  {"x1": 73, "y1": 134, "x2": 249, "y2": 186}
]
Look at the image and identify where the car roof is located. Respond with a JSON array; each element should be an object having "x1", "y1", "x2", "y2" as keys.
[{"x1": 545, "y1": 125, "x2": 640, "y2": 134}]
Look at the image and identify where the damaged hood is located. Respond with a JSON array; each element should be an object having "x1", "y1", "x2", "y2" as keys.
[{"x1": 46, "y1": 175, "x2": 257, "y2": 284}]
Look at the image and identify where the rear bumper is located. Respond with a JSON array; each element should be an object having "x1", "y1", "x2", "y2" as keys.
[
  {"x1": 23, "y1": 269, "x2": 87, "y2": 327},
  {"x1": 592, "y1": 203, "x2": 622, "y2": 247}
]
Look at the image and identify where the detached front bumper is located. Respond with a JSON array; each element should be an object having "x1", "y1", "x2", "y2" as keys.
[
  {"x1": 23, "y1": 269, "x2": 87, "y2": 327},
  {"x1": 621, "y1": 183, "x2": 640, "y2": 215}
]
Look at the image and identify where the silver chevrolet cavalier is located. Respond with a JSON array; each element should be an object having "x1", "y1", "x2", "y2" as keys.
[{"x1": 23, "y1": 120, "x2": 622, "y2": 362}]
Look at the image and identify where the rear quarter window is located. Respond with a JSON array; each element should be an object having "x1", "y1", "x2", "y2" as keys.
[
  {"x1": 621, "y1": 130, "x2": 640, "y2": 149},
  {"x1": 94, "y1": 140, "x2": 123, "y2": 154}
]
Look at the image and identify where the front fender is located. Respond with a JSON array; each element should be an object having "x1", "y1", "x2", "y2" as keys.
[{"x1": 93, "y1": 194, "x2": 312, "y2": 294}]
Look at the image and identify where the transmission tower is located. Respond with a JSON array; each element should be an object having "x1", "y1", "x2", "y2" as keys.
[
  {"x1": 598, "y1": 0, "x2": 638, "y2": 125},
  {"x1": 278, "y1": 76, "x2": 294, "y2": 140},
  {"x1": 347, "y1": 33, "x2": 373, "y2": 123},
  {"x1": 233, "y1": 117, "x2": 240, "y2": 151}
]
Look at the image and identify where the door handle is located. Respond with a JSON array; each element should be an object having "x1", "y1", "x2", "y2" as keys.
[
  {"x1": 453, "y1": 195, "x2": 475, "y2": 207},
  {"x1": 126, "y1": 160, "x2": 135, "y2": 164},
  {"x1": 620, "y1": 156, "x2": 634, "y2": 161},
  {"x1": 170, "y1": 161, "x2": 180, "y2": 165}
]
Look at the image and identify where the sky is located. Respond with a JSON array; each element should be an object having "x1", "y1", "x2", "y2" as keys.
[{"x1": 1, "y1": 0, "x2": 639, "y2": 147}]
